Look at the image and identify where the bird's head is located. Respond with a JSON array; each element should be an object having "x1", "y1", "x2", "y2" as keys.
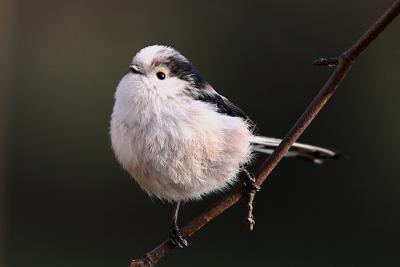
[{"x1": 118, "y1": 45, "x2": 206, "y2": 100}]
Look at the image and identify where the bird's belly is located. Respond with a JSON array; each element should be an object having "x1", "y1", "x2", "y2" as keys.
[{"x1": 111, "y1": 105, "x2": 252, "y2": 201}]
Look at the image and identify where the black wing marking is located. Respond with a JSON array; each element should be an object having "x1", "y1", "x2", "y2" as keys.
[
  {"x1": 196, "y1": 93, "x2": 248, "y2": 120},
  {"x1": 194, "y1": 86, "x2": 256, "y2": 128}
]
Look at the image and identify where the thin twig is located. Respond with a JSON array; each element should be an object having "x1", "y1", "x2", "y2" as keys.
[
  {"x1": 246, "y1": 189, "x2": 256, "y2": 231},
  {"x1": 129, "y1": 1, "x2": 400, "y2": 266},
  {"x1": 241, "y1": 168, "x2": 259, "y2": 231}
]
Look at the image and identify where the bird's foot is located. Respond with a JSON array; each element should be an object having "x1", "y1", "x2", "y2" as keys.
[
  {"x1": 242, "y1": 169, "x2": 260, "y2": 192},
  {"x1": 169, "y1": 224, "x2": 188, "y2": 249}
]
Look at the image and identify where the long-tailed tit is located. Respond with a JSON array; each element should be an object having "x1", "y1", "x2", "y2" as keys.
[{"x1": 110, "y1": 45, "x2": 338, "y2": 248}]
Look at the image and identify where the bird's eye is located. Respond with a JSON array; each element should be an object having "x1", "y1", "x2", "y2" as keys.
[{"x1": 156, "y1": 71, "x2": 166, "y2": 80}]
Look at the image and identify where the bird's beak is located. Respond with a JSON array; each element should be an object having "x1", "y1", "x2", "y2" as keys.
[{"x1": 129, "y1": 64, "x2": 143, "y2": 75}]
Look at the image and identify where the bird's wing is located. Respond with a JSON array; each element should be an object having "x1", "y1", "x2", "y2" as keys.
[
  {"x1": 194, "y1": 83, "x2": 255, "y2": 127},
  {"x1": 193, "y1": 84, "x2": 339, "y2": 164}
]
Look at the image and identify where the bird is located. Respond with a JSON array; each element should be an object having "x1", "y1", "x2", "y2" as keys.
[{"x1": 110, "y1": 45, "x2": 338, "y2": 248}]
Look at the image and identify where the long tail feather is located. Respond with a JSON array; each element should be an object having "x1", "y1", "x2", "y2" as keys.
[{"x1": 250, "y1": 136, "x2": 339, "y2": 164}]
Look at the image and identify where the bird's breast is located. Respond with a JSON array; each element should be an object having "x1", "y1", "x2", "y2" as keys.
[{"x1": 110, "y1": 96, "x2": 253, "y2": 201}]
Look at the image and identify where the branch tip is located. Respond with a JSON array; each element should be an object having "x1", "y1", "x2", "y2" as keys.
[{"x1": 313, "y1": 57, "x2": 339, "y2": 67}]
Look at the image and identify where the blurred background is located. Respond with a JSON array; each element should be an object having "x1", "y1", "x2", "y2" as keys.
[{"x1": 1, "y1": 0, "x2": 400, "y2": 266}]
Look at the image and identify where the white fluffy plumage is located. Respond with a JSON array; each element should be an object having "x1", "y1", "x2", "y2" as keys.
[
  {"x1": 110, "y1": 45, "x2": 337, "y2": 202},
  {"x1": 110, "y1": 45, "x2": 253, "y2": 201}
]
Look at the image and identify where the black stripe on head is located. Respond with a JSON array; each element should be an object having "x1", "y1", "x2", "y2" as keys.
[{"x1": 153, "y1": 54, "x2": 206, "y2": 89}]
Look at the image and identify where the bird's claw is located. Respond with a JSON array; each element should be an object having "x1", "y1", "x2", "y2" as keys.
[
  {"x1": 169, "y1": 224, "x2": 188, "y2": 249},
  {"x1": 242, "y1": 169, "x2": 260, "y2": 192}
]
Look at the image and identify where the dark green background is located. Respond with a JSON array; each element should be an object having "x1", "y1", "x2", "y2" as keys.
[{"x1": 1, "y1": 0, "x2": 400, "y2": 266}]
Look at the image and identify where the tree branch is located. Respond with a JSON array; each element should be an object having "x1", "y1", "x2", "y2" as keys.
[{"x1": 130, "y1": 1, "x2": 400, "y2": 266}]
